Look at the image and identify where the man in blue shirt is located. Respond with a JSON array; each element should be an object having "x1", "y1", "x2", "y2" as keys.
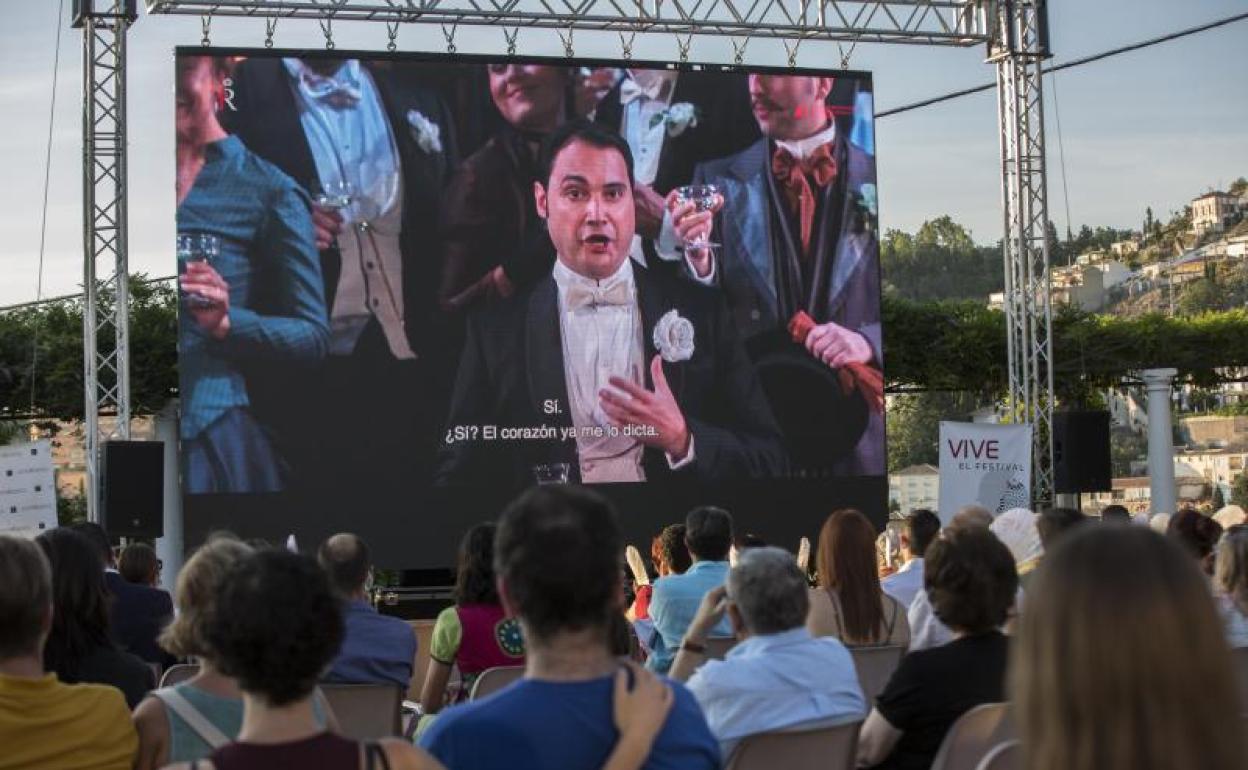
[
  {"x1": 647, "y1": 506, "x2": 735, "y2": 672},
  {"x1": 318, "y1": 533, "x2": 416, "y2": 689},
  {"x1": 670, "y1": 547, "x2": 866, "y2": 759},
  {"x1": 419, "y1": 485, "x2": 720, "y2": 770}
]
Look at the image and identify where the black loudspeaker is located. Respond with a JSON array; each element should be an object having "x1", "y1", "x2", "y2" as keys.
[
  {"x1": 101, "y1": 441, "x2": 165, "y2": 538},
  {"x1": 1052, "y1": 411, "x2": 1112, "y2": 493}
]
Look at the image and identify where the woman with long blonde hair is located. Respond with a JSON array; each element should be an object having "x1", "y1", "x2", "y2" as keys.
[
  {"x1": 1011, "y1": 526, "x2": 1245, "y2": 770},
  {"x1": 807, "y1": 509, "x2": 909, "y2": 647}
]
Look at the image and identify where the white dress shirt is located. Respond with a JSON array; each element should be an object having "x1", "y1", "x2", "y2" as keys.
[
  {"x1": 283, "y1": 59, "x2": 415, "y2": 360},
  {"x1": 685, "y1": 627, "x2": 866, "y2": 759},
  {"x1": 552, "y1": 258, "x2": 694, "y2": 482},
  {"x1": 881, "y1": 557, "x2": 925, "y2": 610},
  {"x1": 908, "y1": 583, "x2": 1027, "y2": 652},
  {"x1": 620, "y1": 70, "x2": 681, "y2": 267}
]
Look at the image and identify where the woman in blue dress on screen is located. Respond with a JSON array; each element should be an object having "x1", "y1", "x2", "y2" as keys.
[{"x1": 175, "y1": 55, "x2": 328, "y2": 494}]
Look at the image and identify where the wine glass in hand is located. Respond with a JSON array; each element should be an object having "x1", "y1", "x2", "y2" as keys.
[
  {"x1": 672, "y1": 184, "x2": 721, "y2": 249},
  {"x1": 177, "y1": 233, "x2": 220, "y2": 309}
]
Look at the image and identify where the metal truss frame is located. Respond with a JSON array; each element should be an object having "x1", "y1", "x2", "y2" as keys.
[
  {"x1": 74, "y1": 1, "x2": 137, "y2": 523},
  {"x1": 991, "y1": 0, "x2": 1054, "y2": 503},
  {"x1": 74, "y1": 0, "x2": 1056, "y2": 507}
]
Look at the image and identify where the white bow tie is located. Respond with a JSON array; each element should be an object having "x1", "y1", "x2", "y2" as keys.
[
  {"x1": 620, "y1": 77, "x2": 665, "y2": 106},
  {"x1": 298, "y1": 71, "x2": 362, "y2": 109},
  {"x1": 566, "y1": 281, "x2": 632, "y2": 310}
]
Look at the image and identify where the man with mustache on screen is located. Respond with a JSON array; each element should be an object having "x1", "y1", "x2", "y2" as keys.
[
  {"x1": 665, "y1": 74, "x2": 884, "y2": 475},
  {"x1": 436, "y1": 121, "x2": 785, "y2": 491}
]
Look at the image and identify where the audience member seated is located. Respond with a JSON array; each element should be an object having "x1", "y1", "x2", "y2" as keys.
[
  {"x1": 0, "y1": 535, "x2": 138, "y2": 770},
  {"x1": 420, "y1": 523, "x2": 525, "y2": 717},
  {"x1": 133, "y1": 536, "x2": 333, "y2": 769},
  {"x1": 318, "y1": 533, "x2": 418, "y2": 689},
  {"x1": 881, "y1": 510, "x2": 940, "y2": 610},
  {"x1": 728, "y1": 533, "x2": 767, "y2": 567},
  {"x1": 36, "y1": 528, "x2": 154, "y2": 708},
  {"x1": 1035, "y1": 506, "x2": 1088, "y2": 552},
  {"x1": 164, "y1": 549, "x2": 434, "y2": 770},
  {"x1": 628, "y1": 525, "x2": 692, "y2": 648},
  {"x1": 857, "y1": 527, "x2": 1018, "y2": 770},
  {"x1": 75, "y1": 522, "x2": 175, "y2": 667},
  {"x1": 906, "y1": 507, "x2": 997, "y2": 651},
  {"x1": 669, "y1": 547, "x2": 865, "y2": 758},
  {"x1": 1099, "y1": 503, "x2": 1130, "y2": 524},
  {"x1": 1167, "y1": 508, "x2": 1223, "y2": 577},
  {"x1": 648, "y1": 507, "x2": 735, "y2": 673},
  {"x1": 807, "y1": 509, "x2": 910, "y2": 648},
  {"x1": 419, "y1": 486, "x2": 721, "y2": 769},
  {"x1": 1213, "y1": 525, "x2": 1248, "y2": 648},
  {"x1": 1011, "y1": 525, "x2": 1245, "y2": 769},
  {"x1": 120, "y1": 542, "x2": 163, "y2": 588},
  {"x1": 988, "y1": 508, "x2": 1043, "y2": 594}
]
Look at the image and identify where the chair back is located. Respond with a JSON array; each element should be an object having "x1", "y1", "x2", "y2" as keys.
[
  {"x1": 1234, "y1": 646, "x2": 1248, "y2": 713},
  {"x1": 468, "y1": 666, "x2": 525, "y2": 700},
  {"x1": 974, "y1": 740, "x2": 1021, "y2": 770},
  {"x1": 930, "y1": 703, "x2": 1016, "y2": 770},
  {"x1": 319, "y1": 683, "x2": 403, "y2": 739},
  {"x1": 726, "y1": 720, "x2": 861, "y2": 770},
  {"x1": 160, "y1": 663, "x2": 201, "y2": 688},
  {"x1": 849, "y1": 645, "x2": 904, "y2": 705},
  {"x1": 705, "y1": 637, "x2": 737, "y2": 660}
]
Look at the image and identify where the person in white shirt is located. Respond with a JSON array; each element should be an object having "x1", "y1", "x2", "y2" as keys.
[
  {"x1": 435, "y1": 120, "x2": 785, "y2": 492},
  {"x1": 880, "y1": 509, "x2": 940, "y2": 610},
  {"x1": 669, "y1": 547, "x2": 865, "y2": 760},
  {"x1": 1213, "y1": 525, "x2": 1248, "y2": 647}
]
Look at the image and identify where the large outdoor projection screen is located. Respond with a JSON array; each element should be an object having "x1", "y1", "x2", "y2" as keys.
[{"x1": 175, "y1": 49, "x2": 886, "y2": 567}]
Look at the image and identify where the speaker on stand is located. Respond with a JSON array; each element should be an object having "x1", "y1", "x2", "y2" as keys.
[{"x1": 100, "y1": 441, "x2": 165, "y2": 539}]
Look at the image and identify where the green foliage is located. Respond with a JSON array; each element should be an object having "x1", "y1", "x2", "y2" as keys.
[
  {"x1": 881, "y1": 216, "x2": 1003, "y2": 302},
  {"x1": 1109, "y1": 429, "x2": 1147, "y2": 478},
  {"x1": 57, "y1": 491, "x2": 88, "y2": 528},
  {"x1": 1213, "y1": 485, "x2": 1226, "y2": 510},
  {"x1": 886, "y1": 391, "x2": 984, "y2": 472},
  {"x1": 1233, "y1": 473, "x2": 1248, "y2": 509}
]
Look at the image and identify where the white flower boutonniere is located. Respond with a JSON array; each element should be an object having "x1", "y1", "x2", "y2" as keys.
[
  {"x1": 648, "y1": 102, "x2": 700, "y2": 138},
  {"x1": 406, "y1": 109, "x2": 443, "y2": 154},
  {"x1": 653, "y1": 309, "x2": 695, "y2": 363}
]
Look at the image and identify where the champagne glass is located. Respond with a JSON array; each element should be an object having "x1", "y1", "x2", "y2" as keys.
[
  {"x1": 673, "y1": 183, "x2": 721, "y2": 249},
  {"x1": 533, "y1": 463, "x2": 571, "y2": 485},
  {"x1": 314, "y1": 179, "x2": 355, "y2": 212},
  {"x1": 177, "y1": 232, "x2": 220, "y2": 309}
]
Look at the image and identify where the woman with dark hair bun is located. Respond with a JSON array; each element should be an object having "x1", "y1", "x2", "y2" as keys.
[
  {"x1": 419, "y1": 523, "x2": 526, "y2": 717},
  {"x1": 35, "y1": 527, "x2": 154, "y2": 708}
]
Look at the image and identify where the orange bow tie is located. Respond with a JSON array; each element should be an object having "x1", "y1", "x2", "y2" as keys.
[{"x1": 771, "y1": 143, "x2": 837, "y2": 257}]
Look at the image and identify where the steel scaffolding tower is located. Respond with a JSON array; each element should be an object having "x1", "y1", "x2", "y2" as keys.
[
  {"x1": 74, "y1": 0, "x2": 137, "y2": 523},
  {"x1": 75, "y1": 0, "x2": 1054, "y2": 505}
]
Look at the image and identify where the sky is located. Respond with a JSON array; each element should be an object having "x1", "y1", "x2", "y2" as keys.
[{"x1": 0, "y1": 0, "x2": 1245, "y2": 307}]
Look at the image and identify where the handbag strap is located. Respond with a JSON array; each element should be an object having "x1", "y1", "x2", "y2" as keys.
[{"x1": 152, "y1": 687, "x2": 232, "y2": 749}]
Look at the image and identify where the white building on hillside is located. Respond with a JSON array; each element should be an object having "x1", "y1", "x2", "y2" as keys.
[
  {"x1": 889, "y1": 464, "x2": 940, "y2": 514},
  {"x1": 1192, "y1": 191, "x2": 1238, "y2": 234}
]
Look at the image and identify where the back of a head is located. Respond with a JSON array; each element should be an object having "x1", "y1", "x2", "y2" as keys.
[
  {"x1": 35, "y1": 528, "x2": 112, "y2": 674},
  {"x1": 207, "y1": 549, "x2": 344, "y2": 707},
  {"x1": 1166, "y1": 509, "x2": 1223, "y2": 564},
  {"x1": 729, "y1": 547, "x2": 809, "y2": 636},
  {"x1": 119, "y1": 542, "x2": 158, "y2": 585},
  {"x1": 455, "y1": 523, "x2": 499, "y2": 605},
  {"x1": 160, "y1": 537, "x2": 254, "y2": 660},
  {"x1": 1214, "y1": 525, "x2": 1248, "y2": 606},
  {"x1": 495, "y1": 486, "x2": 622, "y2": 643},
  {"x1": 72, "y1": 521, "x2": 114, "y2": 567},
  {"x1": 904, "y1": 509, "x2": 942, "y2": 558},
  {"x1": 816, "y1": 508, "x2": 885, "y2": 641},
  {"x1": 923, "y1": 526, "x2": 1018, "y2": 635},
  {"x1": 1100, "y1": 504, "x2": 1130, "y2": 524},
  {"x1": 684, "y1": 506, "x2": 733, "y2": 562},
  {"x1": 659, "y1": 523, "x2": 692, "y2": 574},
  {"x1": 0, "y1": 535, "x2": 52, "y2": 662},
  {"x1": 1011, "y1": 526, "x2": 1243, "y2": 770},
  {"x1": 1036, "y1": 506, "x2": 1088, "y2": 550},
  {"x1": 316, "y1": 533, "x2": 371, "y2": 599},
  {"x1": 949, "y1": 505, "x2": 993, "y2": 531},
  {"x1": 989, "y1": 509, "x2": 1043, "y2": 569}
]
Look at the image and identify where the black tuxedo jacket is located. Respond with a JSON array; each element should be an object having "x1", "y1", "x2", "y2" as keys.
[
  {"x1": 224, "y1": 58, "x2": 458, "y2": 357},
  {"x1": 104, "y1": 571, "x2": 174, "y2": 667},
  {"x1": 594, "y1": 70, "x2": 760, "y2": 196},
  {"x1": 435, "y1": 262, "x2": 786, "y2": 492}
]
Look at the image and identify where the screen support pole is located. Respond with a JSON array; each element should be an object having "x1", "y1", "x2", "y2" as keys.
[{"x1": 73, "y1": 1, "x2": 138, "y2": 523}]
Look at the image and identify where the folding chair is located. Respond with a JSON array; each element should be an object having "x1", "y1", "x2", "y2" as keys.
[
  {"x1": 319, "y1": 683, "x2": 403, "y2": 739},
  {"x1": 159, "y1": 663, "x2": 201, "y2": 688},
  {"x1": 974, "y1": 740, "x2": 1021, "y2": 770},
  {"x1": 468, "y1": 665, "x2": 525, "y2": 701},
  {"x1": 726, "y1": 720, "x2": 861, "y2": 770},
  {"x1": 849, "y1": 645, "x2": 905, "y2": 705},
  {"x1": 930, "y1": 703, "x2": 1016, "y2": 770}
]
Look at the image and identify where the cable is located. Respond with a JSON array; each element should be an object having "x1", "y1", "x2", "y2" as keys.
[
  {"x1": 29, "y1": 0, "x2": 66, "y2": 424},
  {"x1": 1048, "y1": 70, "x2": 1074, "y2": 266},
  {"x1": 877, "y1": 10, "x2": 1248, "y2": 119}
]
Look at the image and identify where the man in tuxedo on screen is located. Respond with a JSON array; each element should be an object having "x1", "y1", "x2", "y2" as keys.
[
  {"x1": 224, "y1": 56, "x2": 458, "y2": 489},
  {"x1": 436, "y1": 121, "x2": 785, "y2": 492},
  {"x1": 667, "y1": 74, "x2": 883, "y2": 475},
  {"x1": 593, "y1": 67, "x2": 758, "y2": 270}
]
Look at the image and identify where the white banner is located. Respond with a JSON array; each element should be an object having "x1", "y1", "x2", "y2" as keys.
[
  {"x1": 0, "y1": 440, "x2": 58, "y2": 538},
  {"x1": 938, "y1": 422, "x2": 1032, "y2": 523}
]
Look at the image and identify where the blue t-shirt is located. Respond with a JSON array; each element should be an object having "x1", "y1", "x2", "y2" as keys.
[{"x1": 419, "y1": 674, "x2": 720, "y2": 770}]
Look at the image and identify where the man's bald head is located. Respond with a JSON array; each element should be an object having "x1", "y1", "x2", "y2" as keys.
[
  {"x1": 317, "y1": 533, "x2": 371, "y2": 599},
  {"x1": 950, "y1": 505, "x2": 993, "y2": 531}
]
